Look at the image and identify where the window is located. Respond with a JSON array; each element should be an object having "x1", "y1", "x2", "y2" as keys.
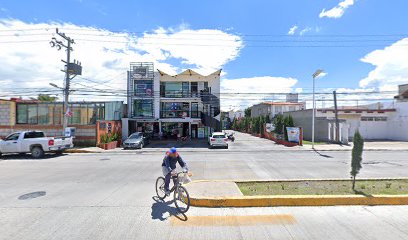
[
  {"x1": 191, "y1": 82, "x2": 198, "y2": 96},
  {"x1": 191, "y1": 102, "x2": 199, "y2": 118},
  {"x1": 38, "y1": 104, "x2": 50, "y2": 125},
  {"x1": 133, "y1": 99, "x2": 154, "y2": 118},
  {"x1": 28, "y1": 105, "x2": 38, "y2": 124},
  {"x1": 5, "y1": 133, "x2": 20, "y2": 141},
  {"x1": 17, "y1": 104, "x2": 28, "y2": 124},
  {"x1": 134, "y1": 80, "x2": 153, "y2": 97},
  {"x1": 374, "y1": 117, "x2": 387, "y2": 121},
  {"x1": 161, "y1": 102, "x2": 189, "y2": 118},
  {"x1": 24, "y1": 132, "x2": 45, "y2": 139},
  {"x1": 161, "y1": 82, "x2": 191, "y2": 98},
  {"x1": 361, "y1": 117, "x2": 374, "y2": 121}
]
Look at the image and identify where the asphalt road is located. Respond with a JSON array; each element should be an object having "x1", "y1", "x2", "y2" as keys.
[{"x1": 1, "y1": 132, "x2": 408, "y2": 240}]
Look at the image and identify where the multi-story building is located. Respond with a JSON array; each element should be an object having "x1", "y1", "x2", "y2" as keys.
[
  {"x1": 123, "y1": 62, "x2": 221, "y2": 139},
  {"x1": 251, "y1": 101, "x2": 306, "y2": 119}
]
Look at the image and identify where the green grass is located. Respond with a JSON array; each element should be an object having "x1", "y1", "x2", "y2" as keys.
[
  {"x1": 237, "y1": 179, "x2": 408, "y2": 196},
  {"x1": 302, "y1": 140, "x2": 326, "y2": 145}
]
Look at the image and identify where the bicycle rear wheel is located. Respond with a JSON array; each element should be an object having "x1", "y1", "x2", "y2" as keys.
[
  {"x1": 174, "y1": 186, "x2": 190, "y2": 213},
  {"x1": 155, "y1": 177, "x2": 166, "y2": 200}
]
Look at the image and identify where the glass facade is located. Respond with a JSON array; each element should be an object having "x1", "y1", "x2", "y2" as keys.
[
  {"x1": 160, "y1": 102, "x2": 189, "y2": 118},
  {"x1": 16, "y1": 102, "x2": 106, "y2": 125},
  {"x1": 133, "y1": 99, "x2": 154, "y2": 118},
  {"x1": 160, "y1": 81, "x2": 205, "y2": 98},
  {"x1": 134, "y1": 80, "x2": 154, "y2": 97}
]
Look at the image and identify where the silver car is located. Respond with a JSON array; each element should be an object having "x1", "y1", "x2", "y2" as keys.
[
  {"x1": 208, "y1": 132, "x2": 228, "y2": 149},
  {"x1": 123, "y1": 132, "x2": 148, "y2": 149}
]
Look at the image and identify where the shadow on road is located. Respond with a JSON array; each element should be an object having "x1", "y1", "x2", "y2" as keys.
[
  {"x1": 0, "y1": 153, "x2": 66, "y2": 161},
  {"x1": 313, "y1": 150, "x2": 334, "y2": 158},
  {"x1": 151, "y1": 196, "x2": 187, "y2": 222}
]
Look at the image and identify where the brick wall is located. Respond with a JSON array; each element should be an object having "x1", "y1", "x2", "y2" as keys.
[{"x1": 0, "y1": 100, "x2": 15, "y2": 126}]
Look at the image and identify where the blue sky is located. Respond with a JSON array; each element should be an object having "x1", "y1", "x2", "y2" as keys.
[{"x1": 1, "y1": 0, "x2": 408, "y2": 109}]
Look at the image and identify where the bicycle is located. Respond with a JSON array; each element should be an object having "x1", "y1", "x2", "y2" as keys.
[{"x1": 155, "y1": 171, "x2": 191, "y2": 213}]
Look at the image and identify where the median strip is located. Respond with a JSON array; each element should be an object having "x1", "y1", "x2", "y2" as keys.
[{"x1": 186, "y1": 179, "x2": 408, "y2": 207}]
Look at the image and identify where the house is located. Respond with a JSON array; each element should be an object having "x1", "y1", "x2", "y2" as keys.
[
  {"x1": 251, "y1": 101, "x2": 306, "y2": 119},
  {"x1": 122, "y1": 62, "x2": 221, "y2": 140},
  {"x1": 228, "y1": 110, "x2": 245, "y2": 121},
  {"x1": 0, "y1": 98, "x2": 124, "y2": 146},
  {"x1": 285, "y1": 87, "x2": 408, "y2": 142}
]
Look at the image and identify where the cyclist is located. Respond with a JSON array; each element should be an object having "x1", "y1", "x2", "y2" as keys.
[{"x1": 162, "y1": 147, "x2": 188, "y2": 196}]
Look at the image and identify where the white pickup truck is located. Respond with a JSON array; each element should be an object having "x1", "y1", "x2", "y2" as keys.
[{"x1": 0, "y1": 131, "x2": 73, "y2": 158}]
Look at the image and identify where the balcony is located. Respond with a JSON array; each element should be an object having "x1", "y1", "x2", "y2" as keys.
[
  {"x1": 160, "y1": 90, "x2": 201, "y2": 98},
  {"x1": 160, "y1": 110, "x2": 201, "y2": 119}
]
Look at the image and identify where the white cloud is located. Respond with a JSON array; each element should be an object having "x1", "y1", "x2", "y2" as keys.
[
  {"x1": 359, "y1": 38, "x2": 408, "y2": 91},
  {"x1": 299, "y1": 27, "x2": 312, "y2": 36},
  {"x1": 220, "y1": 76, "x2": 298, "y2": 110},
  {"x1": 0, "y1": 19, "x2": 243, "y2": 101},
  {"x1": 288, "y1": 25, "x2": 298, "y2": 35},
  {"x1": 319, "y1": 0, "x2": 355, "y2": 19}
]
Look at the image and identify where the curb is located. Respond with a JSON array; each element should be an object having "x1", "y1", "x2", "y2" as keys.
[
  {"x1": 190, "y1": 195, "x2": 408, "y2": 207},
  {"x1": 186, "y1": 179, "x2": 408, "y2": 207}
]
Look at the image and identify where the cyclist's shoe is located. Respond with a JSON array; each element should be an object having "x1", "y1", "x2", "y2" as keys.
[{"x1": 165, "y1": 190, "x2": 171, "y2": 196}]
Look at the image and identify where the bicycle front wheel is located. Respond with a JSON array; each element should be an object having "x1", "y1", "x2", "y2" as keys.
[
  {"x1": 174, "y1": 185, "x2": 190, "y2": 213},
  {"x1": 155, "y1": 177, "x2": 166, "y2": 200}
]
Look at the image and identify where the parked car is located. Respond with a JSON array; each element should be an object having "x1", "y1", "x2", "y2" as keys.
[
  {"x1": 208, "y1": 132, "x2": 229, "y2": 149},
  {"x1": 0, "y1": 131, "x2": 74, "y2": 158},
  {"x1": 123, "y1": 132, "x2": 149, "y2": 149}
]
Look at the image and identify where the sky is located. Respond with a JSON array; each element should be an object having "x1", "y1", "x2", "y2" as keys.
[{"x1": 0, "y1": 0, "x2": 408, "y2": 110}]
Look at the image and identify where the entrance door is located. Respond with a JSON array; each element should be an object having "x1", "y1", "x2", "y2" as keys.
[{"x1": 191, "y1": 124, "x2": 198, "y2": 138}]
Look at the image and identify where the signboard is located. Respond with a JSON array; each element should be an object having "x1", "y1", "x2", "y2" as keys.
[
  {"x1": 266, "y1": 123, "x2": 275, "y2": 133},
  {"x1": 286, "y1": 127, "x2": 300, "y2": 143},
  {"x1": 198, "y1": 128, "x2": 205, "y2": 138}
]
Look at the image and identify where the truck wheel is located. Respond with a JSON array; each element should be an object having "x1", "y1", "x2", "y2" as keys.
[{"x1": 31, "y1": 147, "x2": 44, "y2": 159}]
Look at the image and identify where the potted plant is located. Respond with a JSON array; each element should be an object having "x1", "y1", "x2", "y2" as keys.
[{"x1": 99, "y1": 132, "x2": 119, "y2": 150}]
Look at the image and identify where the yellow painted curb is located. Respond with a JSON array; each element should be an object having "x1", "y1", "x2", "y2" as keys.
[{"x1": 190, "y1": 194, "x2": 408, "y2": 207}]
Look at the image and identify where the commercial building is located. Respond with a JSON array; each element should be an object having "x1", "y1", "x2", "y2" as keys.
[
  {"x1": 251, "y1": 101, "x2": 306, "y2": 119},
  {"x1": 122, "y1": 62, "x2": 221, "y2": 140},
  {"x1": 0, "y1": 98, "x2": 123, "y2": 146}
]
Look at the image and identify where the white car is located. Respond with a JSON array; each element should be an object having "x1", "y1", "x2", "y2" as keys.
[
  {"x1": 208, "y1": 132, "x2": 228, "y2": 149},
  {"x1": 0, "y1": 131, "x2": 73, "y2": 158}
]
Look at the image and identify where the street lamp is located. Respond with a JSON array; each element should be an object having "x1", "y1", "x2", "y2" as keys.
[{"x1": 312, "y1": 69, "x2": 325, "y2": 149}]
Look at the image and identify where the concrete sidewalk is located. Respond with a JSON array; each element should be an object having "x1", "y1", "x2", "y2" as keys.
[{"x1": 299, "y1": 141, "x2": 408, "y2": 151}]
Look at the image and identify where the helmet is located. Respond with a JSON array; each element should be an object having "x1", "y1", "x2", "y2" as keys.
[{"x1": 169, "y1": 147, "x2": 177, "y2": 153}]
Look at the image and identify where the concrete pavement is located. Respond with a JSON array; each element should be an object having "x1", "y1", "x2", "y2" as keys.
[{"x1": 1, "y1": 132, "x2": 408, "y2": 239}]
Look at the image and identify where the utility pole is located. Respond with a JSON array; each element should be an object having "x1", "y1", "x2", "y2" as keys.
[
  {"x1": 50, "y1": 28, "x2": 82, "y2": 135},
  {"x1": 312, "y1": 69, "x2": 324, "y2": 149},
  {"x1": 333, "y1": 91, "x2": 340, "y2": 143}
]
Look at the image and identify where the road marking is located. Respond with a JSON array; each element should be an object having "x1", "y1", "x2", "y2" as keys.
[{"x1": 170, "y1": 214, "x2": 296, "y2": 226}]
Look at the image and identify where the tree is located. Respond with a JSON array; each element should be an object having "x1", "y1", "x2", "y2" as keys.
[
  {"x1": 259, "y1": 116, "x2": 265, "y2": 135},
  {"x1": 31, "y1": 94, "x2": 58, "y2": 102},
  {"x1": 273, "y1": 114, "x2": 284, "y2": 135},
  {"x1": 244, "y1": 107, "x2": 252, "y2": 118},
  {"x1": 265, "y1": 114, "x2": 271, "y2": 124},
  {"x1": 351, "y1": 130, "x2": 364, "y2": 190},
  {"x1": 283, "y1": 115, "x2": 295, "y2": 140}
]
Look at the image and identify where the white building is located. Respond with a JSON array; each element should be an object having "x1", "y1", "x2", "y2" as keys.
[
  {"x1": 122, "y1": 62, "x2": 221, "y2": 140},
  {"x1": 251, "y1": 102, "x2": 306, "y2": 119},
  {"x1": 228, "y1": 110, "x2": 245, "y2": 120}
]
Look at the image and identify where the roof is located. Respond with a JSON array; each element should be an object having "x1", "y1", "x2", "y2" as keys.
[{"x1": 157, "y1": 69, "x2": 222, "y2": 77}]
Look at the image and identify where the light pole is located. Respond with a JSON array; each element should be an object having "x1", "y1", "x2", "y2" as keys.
[{"x1": 312, "y1": 69, "x2": 324, "y2": 149}]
